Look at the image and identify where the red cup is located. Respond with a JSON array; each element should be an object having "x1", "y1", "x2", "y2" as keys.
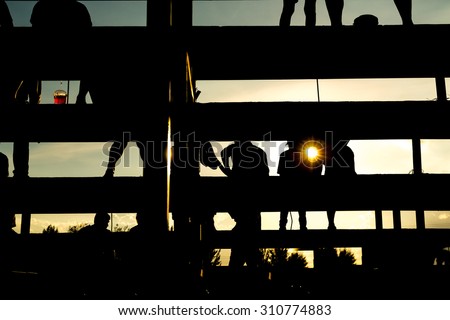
[{"x1": 54, "y1": 89, "x2": 67, "y2": 104}]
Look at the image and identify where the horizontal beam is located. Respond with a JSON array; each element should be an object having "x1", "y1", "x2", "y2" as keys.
[
  {"x1": 0, "y1": 104, "x2": 170, "y2": 142},
  {"x1": 175, "y1": 174, "x2": 450, "y2": 212},
  {"x1": 0, "y1": 27, "x2": 168, "y2": 79},
  {"x1": 15, "y1": 229, "x2": 450, "y2": 249},
  {"x1": 2, "y1": 101, "x2": 450, "y2": 142},
  {"x1": 173, "y1": 101, "x2": 450, "y2": 140},
  {"x1": 206, "y1": 229, "x2": 450, "y2": 249},
  {"x1": 1, "y1": 25, "x2": 450, "y2": 80},
  {"x1": 2, "y1": 174, "x2": 450, "y2": 213},
  {"x1": 189, "y1": 25, "x2": 450, "y2": 80}
]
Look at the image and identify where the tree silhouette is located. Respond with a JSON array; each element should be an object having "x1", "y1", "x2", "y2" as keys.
[
  {"x1": 68, "y1": 223, "x2": 88, "y2": 233},
  {"x1": 113, "y1": 224, "x2": 130, "y2": 232},
  {"x1": 314, "y1": 247, "x2": 356, "y2": 270},
  {"x1": 337, "y1": 248, "x2": 356, "y2": 267},
  {"x1": 260, "y1": 248, "x2": 308, "y2": 269},
  {"x1": 199, "y1": 248, "x2": 222, "y2": 269},
  {"x1": 208, "y1": 248, "x2": 222, "y2": 267},
  {"x1": 42, "y1": 225, "x2": 58, "y2": 234}
]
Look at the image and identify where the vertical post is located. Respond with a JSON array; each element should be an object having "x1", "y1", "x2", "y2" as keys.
[
  {"x1": 435, "y1": 76, "x2": 447, "y2": 103},
  {"x1": 169, "y1": 0, "x2": 204, "y2": 281},
  {"x1": 143, "y1": 0, "x2": 172, "y2": 262},
  {"x1": 20, "y1": 212, "x2": 31, "y2": 235},
  {"x1": 412, "y1": 138, "x2": 425, "y2": 230},
  {"x1": 147, "y1": 0, "x2": 171, "y2": 30},
  {"x1": 392, "y1": 209, "x2": 401, "y2": 230},
  {"x1": 374, "y1": 209, "x2": 383, "y2": 230}
]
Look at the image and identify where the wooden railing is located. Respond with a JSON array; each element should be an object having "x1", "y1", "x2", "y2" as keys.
[{"x1": 1, "y1": 3, "x2": 450, "y2": 297}]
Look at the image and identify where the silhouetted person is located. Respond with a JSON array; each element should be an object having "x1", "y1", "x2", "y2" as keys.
[
  {"x1": 0, "y1": 152, "x2": 20, "y2": 295},
  {"x1": 353, "y1": 14, "x2": 379, "y2": 29},
  {"x1": 0, "y1": 152, "x2": 16, "y2": 238},
  {"x1": 29, "y1": 0, "x2": 92, "y2": 102},
  {"x1": 220, "y1": 140, "x2": 269, "y2": 268},
  {"x1": 77, "y1": 75, "x2": 151, "y2": 179},
  {"x1": 0, "y1": 0, "x2": 12, "y2": 28},
  {"x1": 0, "y1": 1, "x2": 28, "y2": 178},
  {"x1": 198, "y1": 140, "x2": 227, "y2": 233},
  {"x1": 124, "y1": 210, "x2": 176, "y2": 298},
  {"x1": 78, "y1": 211, "x2": 115, "y2": 296},
  {"x1": 324, "y1": 139, "x2": 356, "y2": 230},
  {"x1": 129, "y1": 211, "x2": 146, "y2": 234},
  {"x1": 280, "y1": 0, "x2": 344, "y2": 27},
  {"x1": 393, "y1": 0, "x2": 413, "y2": 26},
  {"x1": 79, "y1": 211, "x2": 111, "y2": 235},
  {"x1": 30, "y1": 0, "x2": 92, "y2": 27},
  {"x1": 10, "y1": 0, "x2": 92, "y2": 179},
  {"x1": 0, "y1": 212, "x2": 19, "y2": 289},
  {"x1": 0, "y1": 212, "x2": 17, "y2": 237},
  {"x1": 435, "y1": 248, "x2": 450, "y2": 267},
  {"x1": 0, "y1": 0, "x2": 17, "y2": 105},
  {"x1": 277, "y1": 139, "x2": 323, "y2": 231}
]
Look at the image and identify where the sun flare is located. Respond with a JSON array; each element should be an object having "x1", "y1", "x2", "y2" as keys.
[{"x1": 306, "y1": 146, "x2": 319, "y2": 161}]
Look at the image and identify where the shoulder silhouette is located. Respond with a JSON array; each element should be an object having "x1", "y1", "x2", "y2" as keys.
[{"x1": 30, "y1": 0, "x2": 92, "y2": 28}]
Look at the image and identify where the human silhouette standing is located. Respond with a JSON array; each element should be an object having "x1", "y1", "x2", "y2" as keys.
[
  {"x1": 76, "y1": 67, "x2": 150, "y2": 179},
  {"x1": 324, "y1": 140, "x2": 356, "y2": 230},
  {"x1": 277, "y1": 139, "x2": 323, "y2": 231},
  {"x1": 10, "y1": 0, "x2": 92, "y2": 179},
  {"x1": 0, "y1": 0, "x2": 17, "y2": 105},
  {"x1": 279, "y1": 0, "x2": 344, "y2": 27},
  {"x1": 29, "y1": 0, "x2": 92, "y2": 101},
  {"x1": 0, "y1": 0, "x2": 18, "y2": 105},
  {"x1": 220, "y1": 140, "x2": 269, "y2": 268},
  {"x1": 0, "y1": 1, "x2": 28, "y2": 179}
]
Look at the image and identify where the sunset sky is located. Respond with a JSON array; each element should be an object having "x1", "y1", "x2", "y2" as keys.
[{"x1": 2, "y1": 0, "x2": 450, "y2": 265}]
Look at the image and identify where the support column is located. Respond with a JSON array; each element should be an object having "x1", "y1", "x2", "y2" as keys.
[
  {"x1": 435, "y1": 76, "x2": 447, "y2": 103},
  {"x1": 412, "y1": 138, "x2": 425, "y2": 230}
]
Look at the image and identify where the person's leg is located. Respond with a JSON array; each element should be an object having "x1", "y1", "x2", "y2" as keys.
[
  {"x1": 104, "y1": 140, "x2": 126, "y2": 177},
  {"x1": 299, "y1": 210, "x2": 307, "y2": 230},
  {"x1": 13, "y1": 140, "x2": 29, "y2": 178},
  {"x1": 279, "y1": 0, "x2": 298, "y2": 27},
  {"x1": 393, "y1": 0, "x2": 413, "y2": 26},
  {"x1": 304, "y1": 0, "x2": 317, "y2": 27},
  {"x1": 327, "y1": 210, "x2": 336, "y2": 230},
  {"x1": 325, "y1": 0, "x2": 344, "y2": 27}
]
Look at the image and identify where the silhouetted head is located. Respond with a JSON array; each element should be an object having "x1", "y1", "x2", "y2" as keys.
[
  {"x1": 136, "y1": 211, "x2": 143, "y2": 225},
  {"x1": 0, "y1": 152, "x2": 8, "y2": 178},
  {"x1": 0, "y1": 212, "x2": 16, "y2": 232},
  {"x1": 94, "y1": 211, "x2": 110, "y2": 229},
  {"x1": 353, "y1": 14, "x2": 379, "y2": 29}
]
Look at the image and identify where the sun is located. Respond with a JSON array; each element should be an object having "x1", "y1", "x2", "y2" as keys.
[
  {"x1": 306, "y1": 146, "x2": 319, "y2": 161},
  {"x1": 302, "y1": 139, "x2": 324, "y2": 165}
]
